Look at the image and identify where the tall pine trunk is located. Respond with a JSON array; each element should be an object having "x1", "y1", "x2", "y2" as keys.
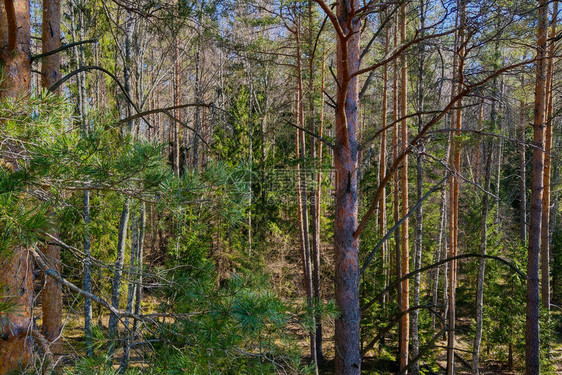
[
  {"x1": 41, "y1": 0, "x2": 62, "y2": 353},
  {"x1": 540, "y1": 0, "x2": 557, "y2": 310},
  {"x1": 379, "y1": 26, "x2": 389, "y2": 306},
  {"x1": 333, "y1": 0, "x2": 361, "y2": 371},
  {"x1": 398, "y1": 3, "x2": 410, "y2": 371},
  {"x1": 447, "y1": 3, "x2": 464, "y2": 372},
  {"x1": 411, "y1": 2, "x2": 426, "y2": 373},
  {"x1": 0, "y1": 0, "x2": 33, "y2": 373},
  {"x1": 526, "y1": 0, "x2": 548, "y2": 372}
]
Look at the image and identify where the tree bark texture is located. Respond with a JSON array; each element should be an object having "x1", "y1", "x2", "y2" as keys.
[{"x1": 526, "y1": 0, "x2": 548, "y2": 372}]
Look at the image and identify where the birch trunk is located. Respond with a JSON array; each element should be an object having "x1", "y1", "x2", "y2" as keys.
[{"x1": 472, "y1": 138, "x2": 493, "y2": 375}]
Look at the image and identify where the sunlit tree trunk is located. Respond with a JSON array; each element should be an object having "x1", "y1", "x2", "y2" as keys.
[
  {"x1": 40, "y1": 0, "x2": 62, "y2": 354},
  {"x1": 41, "y1": 0, "x2": 60, "y2": 91},
  {"x1": 0, "y1": 0, "x2": 33, "y2": 372},
  {"x1": 379, "y1": 26, "x2": 389, "y2": 306},
  {"x1": 520, "y1": 75, "x2": 527, "y2": 243},
  {"x1": 108, "y1": 198, "x2": 131, "y2": 351},
  {"x1": 541, "y1": 0, "x2": 557, "y2": 311},
  {"x1": 392, "y1": 14, "x2": 402, "y2": 361},
  {"x1": 311, "y1": 46, "x2": 326, "y2": 364},
  {"x1": 411, "y1": 2, "x2": 426, "y2": 373},
  {"x1": 447, "y1": 2, "x2": 464, "y2": 373},
  {"x1": 192, "y1": 14, "x2": 202, "y2": 170},
  {"x1": 173, "y1": 37, "x2": 180, "y2": 176},
  {"x1": 294, "y1": 19, "x2": 317, "y2": 369},
  {"x1": 331, "y1": 0, "x2": 362, "y2": 371},
  {"x1": 119, "y1": 214, "x2": 138, "y2": 372},
  {"x1": 83, "y1": 190, "x2": 93, "y2": 356},
  {"x1": 398, "y1": 2, "x2": 410, "y2": 371},
  {"x1": 472, "y1": 127, "x2": 493, "y2": 375},
  {"x1": 526, "y1": 0, "x2": 548, "y2": 372}
]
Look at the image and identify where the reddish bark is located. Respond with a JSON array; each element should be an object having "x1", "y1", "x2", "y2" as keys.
[
  {"x1": 447, "y1": 3, "x2": 465, "y2": 373},
  {"x1": 398, "y1": 3, "x2": 409, "y2": 371},
  {"x1": 41, "y1": 0, "x2": 61, "y2": 91},
  {"x1": 0, "y1": 0, "x2": 31, "y2": 94},
  {"x1": 0, "y1": 249, "x2": 34, "y2": 374},
  {"x1": 526, "y1": 0, "x2": 548, "y2": 372},
  {"x1": 41, "y1": 243, "x2": 62, "y2": 348},
  {"x1": 41, "y1": 0, "x2": 62, "y2": 353},
  {"x1": 0, "y1": 0, "x2": 33, "y2": 372},
  {"x1": 329, "y1": 0, "x2": 362, "y2": 371}
]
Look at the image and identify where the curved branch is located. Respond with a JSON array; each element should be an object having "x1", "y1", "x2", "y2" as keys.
[
  {"x1": 362, "y1": 254, "x2": 525, "y2": 312},
  {"x1": 351, "y1": 29, "x2": 457, "y2": 79},
  {"x1": 312, "y1": 0, "x2": 345, "y2": 41},
  {"x1": 48, "y1": 65, "x2": 149, "y2": 128},
  {"x1": 398, "y1": 327, "x2": 447, "y2": 375},
  {"x1": 361, "y1": 304, "x2": 443, "y2": 356},
  {"x1": 161, "y1": 109, "x2": 210, "y2": 148},
  {"x1": 117, "y1": 103, "x2": 213, "y2": 125},
  {"x1": 355, "y1": 56, "x2": 544, "y2": 238},
  {"x1": 117, "y1": 103, "x2": 213, "y2": 148},
  {"x1": 285, "y1": 120, "x2": 334, "y2": 149},
  {"x1": 360, "y1": 174, "x2": 449, "y2": 273},
  {"x1": 32, "y1": 39, "x2": 98, "y2": 61},
  {"x1": 31, "y1": 245, "x2": 199, "y2": 322}
]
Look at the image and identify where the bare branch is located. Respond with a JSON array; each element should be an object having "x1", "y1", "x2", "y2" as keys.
[{"x1": 32, "y1": 39, "x2": 98, "y2": 61}]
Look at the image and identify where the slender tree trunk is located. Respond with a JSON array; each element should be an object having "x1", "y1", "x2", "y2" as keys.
[
  {"x1": 83, "y1": 190, "x2": 93, "y2": 356},
  {"x1": 0, "y1": 0, "x2": 33, "y2": 372},
  {"x1": 312, "y1": 48, "x2": 326, "y2": 364},
  {"x1": 526, "y1": 0, "x2": 548, "y2": 372},
  {"x1": 447, "y1": 3, "x2": 464, "y2": 373},
  {"x1": 133, "y1": 204, "x2": 145, "y2": 335},
  {"x1": 192, "y1": 17, "x2": 202, "y2": 170},
  {"x1": 379, "y1": 27, "x2": 389, "y2": 306},
  {"x1": 432, "y1": 173, "x2": 448, "y2": 330},
  {"x1": 392, "y1": 14, "x2": 402, "y2": 361},
  {"x1": 108, "y1": 198, "x2": 131, "y2": 350},
  {"x1": 69, "y1": 0, "x2": 88, "y2": 128},
  {"x1": 40, "y1": 0, "x2": 62, "y2": 354},
  {"x1": 411, "y1": 3, "x2": 425, "y2": 373},
  {"x1": 474, "y1": 103, "x2": 483, "y2": 185},
  {"x1": 399, "y1": 3, "x2": 410, "y2": 371},
  {"x1": 541, "y1": 0, "x2": 557, "y2": 310},
  {"x1": 472, "y1": 137, "x2": 493, "y2": 375},
  {"x1": 294, "y1": 22, "x2": 317, "y2": 369},
  {"x1": 173, "y1": 34, "x2": 180, "y2": 175},
  {"x1": 520, "y1": 75, "x2": 527, "y2": 243},
  {"x1": 119, "y1": 213, "x2": 139, "y2": 373},
  {"x1": 71, "y1": 1, "x2": 93, "y2": 356}
]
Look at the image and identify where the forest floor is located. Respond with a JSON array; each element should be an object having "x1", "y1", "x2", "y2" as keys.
[
  {"x1": 309, "y1": 311, "x2": 562, "y2": 374},
  {"x1": 53, "y1": 300, "x2": 562, "y2": 374}
]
